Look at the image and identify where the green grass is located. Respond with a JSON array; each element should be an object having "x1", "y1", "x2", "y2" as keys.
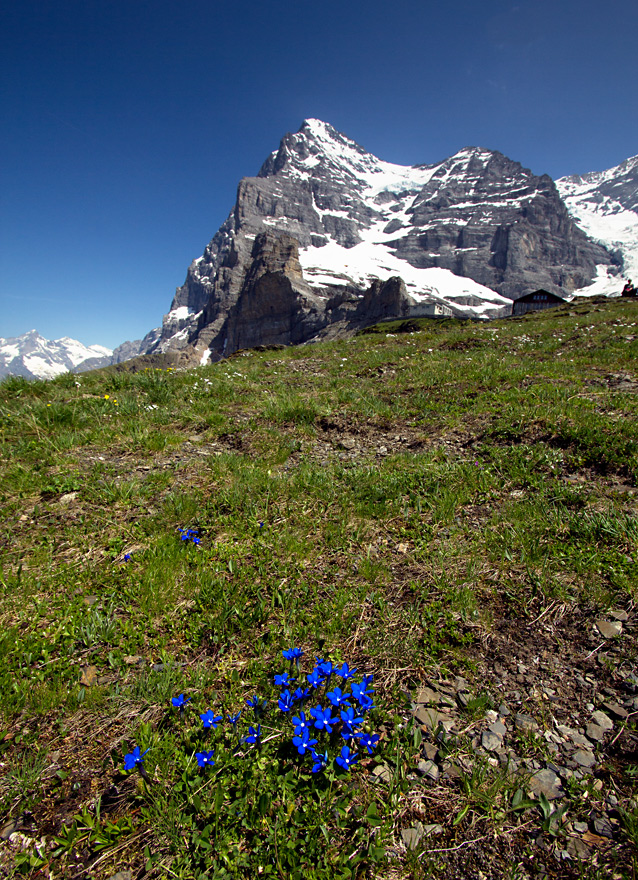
[{"x1": 0, "y1": 298, "x2": 637, "y2": 877}]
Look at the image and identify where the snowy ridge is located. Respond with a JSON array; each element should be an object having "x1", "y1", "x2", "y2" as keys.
[
  {"x1": 0, "y1": 330, "x2": 113, "y2": 381},
  {"x1": 557, "y1": 155, "x2": 638, "y2": 293},
  {"x1": 266, "y1": 121, "x2": 511, "y2": 316}
]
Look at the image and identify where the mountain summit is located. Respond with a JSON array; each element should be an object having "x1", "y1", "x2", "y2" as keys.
[{"x1": 150, "y1": 120, "x2": 619, "y2": 363}]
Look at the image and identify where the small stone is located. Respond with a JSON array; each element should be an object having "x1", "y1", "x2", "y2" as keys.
[
  {"x1": 573, "y1": 750, "x2": 596, "y2": 769},
  {"x1": 107, "y1": 873, "x2": 132, "y2": 880},
  {"x1": 609, "y1": 610, "x2": 628, "y2": 621},
  {"x1": 602, "y1": 700, "x2": 628, "y2": 720},
  {"x1": 456, "y1": 691, "x2": 470, "y2": 708},
  {"x1": 372, "y1": 764, "x2": 392, "y2": 784},
  {"x1": 339, "y1": 436, "x2": 356, "y2": 450},
  {"x1": 79, "y1": 665, "x2": 98, "y2": 687},
  {"x1": 422, "y1": 823, "x2": 444, "y2": 836},
  {"x1": 123, "y1": 655, "x2": 144, "y2": 666},
  {"x1": 556, "y1": 724, "x2": 578, "y2": 738},
  {"x1": 529, "y1": 768, "x2": 564, "y2": 800},
  {"x1": 592, "y1": 778, "x2": 603, "y2": 791},
  {"x1": 570, "y1": 733, "x2": 592, "y2": 749},
  {"x1": 573, "y1": 821, "x2": 588, "y2": 834},
  {"x1": 401, "y1": 823, "x2": 424, "y2": 850},
  {"x1": 482, "y1": 730, "x2": 503, "y2": 752},
  {"x1": 593, "y1": 817, "x2": 615, "y2": 839},
  {"x1": 415, "y1": 687, "x2": 440, "y2": 706},
  {"x1": 498, "y1": 702, "x2": 510, "y2": 716},
  {"x1": 417, "y1": 759, "x2": 440, "y2": 781},
  {"x1": 489, "y1": 720, "x2": 507, "y2": 737},
  {"x1": 585, "y1": 723, "x2": 606, "y2": 742},
  {"x1": 566, "y1": 837, "x2": 591, "y2": 860},
  {"x1": 595, "y1": 619, "x2": 622, "y2": 638},
  {"x1": 416, "y1": 707, "x2": 453, "y2": 731},
  {"x1": 422, "y1": 742, "x2": 439, "y2": 761},
  {"x1": 591, "y1": 711, "x2": 613, "y2": 731},
  {"x1": 515, "y1": 712, "x2": 538, "y2": 732},
  {"x1": 59, "y1": 492, "x2": 78, "y2": 505},
  {"x1": 485, "y1": 709, "x2": 498, "y2": 724}
]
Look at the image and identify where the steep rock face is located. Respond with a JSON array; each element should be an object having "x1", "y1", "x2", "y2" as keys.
[
  {"x1": 152, "y1": 120, "x2": 618, "y2": 361},
  {"x1": 389, "y1": 148, "x2": 614, "y2": 298}
]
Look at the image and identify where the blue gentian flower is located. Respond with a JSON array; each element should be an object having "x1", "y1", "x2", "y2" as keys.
[
  {"x1": 292, "y1": 711, "x2": 311, "y2": 736},
  {"x1": 123, "y1": 554, "x2": 131, "y2": 562},
  {"x1": 340, "y1": 706, "x2": 363, "y2": 740},
  {"x1": 246, "y1": 695, "x2": 260, "y2": 710},
  {"x1": 195, "y1": 749, "x2": 215, "y2": 768},
  {"x1": 310, "y1": 749, "x2": 328, "y2": 773},
  {"x1": 318, "y1": 659, "x2": 334, "y2": 679},
  {"x1": 355, "y1": 731, "x2": 380, "y2": 754},
  {"x1": 277, "y1": 689, "x2": 294, "y2": 712},
  {"x1": 172, "y1": 694, "x2": 191, "y2": 709},
  {"x1": 200, "y1": 710, "x2": 223, "y2": 729},
  {"x1": 282, "y1": 647, "x2": 303, "y2": 663},
  {"x1": 307, "y1": 669, "x2": 323, "y2": 689},
  {"x1": 227, "y1": 711, "x2": 241, "y2": 726},
  {"x1": 335, "y1": 661, "x2": 356, "y2": 681},
  {"x1": 310, "y1": 705, "x2": 338, "y2": 732},
  {"x1": 274, "y1": 672, "x2": 293, "y2": 687},
  {"x1": 292, "y1": 686, "x2": 310, "y2": 704},
  {"x1": 292, "y1": 729, "x2": 318, "y2": 756},
  {"x1": 244, "y1": 724, "x2": 261, "y2": 745},
  {"x1": 123, "y1": 746, "x2": 150, "y2": 771},
  {"x1": 326, "y1": 686, "x2": 348, "y2": 708},
  {"x1": 335, "y1": 745, "x2": 358, "y2": 771}
]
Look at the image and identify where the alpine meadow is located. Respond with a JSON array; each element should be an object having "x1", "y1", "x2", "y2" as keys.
[{"x1": 1, "y1": 297, "x2": 637, "y2": 879}]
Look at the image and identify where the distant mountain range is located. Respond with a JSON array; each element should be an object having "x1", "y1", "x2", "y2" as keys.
[
  {"x1": 3, "y1": 121, "x2": 637, "y2": 379},
  {"x1": 0, "y1": 328, "x2": 160, "y2": 382}
]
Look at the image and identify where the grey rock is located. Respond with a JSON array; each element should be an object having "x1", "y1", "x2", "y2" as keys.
[
  {"x1": 593, "y1": 817, "x2": 615, "y2": 839},
  {"x1": 596, "y1": 619, "x2": 622, "y2": 638},
  {"x1": 573, "y1": 821, "x2": 588, "y2": 834},
  {"x1": 482, "y1": 730, "x2": 503, "y2": 752},
  {"x1": 515, "y1": 712, "x2": 539, "y2": 732},
  {"x1": 529, "y1": 768, "x2": 564, "y2": 800},
  {"x1": 372, "y1": 764, "x2": 392, "y2": 784},
  {"x1": 422, "y1": 742, "x2": 439, "y2": 761},
  {"x1": 489, "y1": 720, "x2": 507, "y2": 737},
  {"x1": 610, "y1": 610, "x2": 628, "y2": 621},
  {"x1": 417, "y1": 759, "x2": 440, "y2": 781},
  {"x1": 401, "y1": 822, "x2": 424, "y2": 850},
  {"x1": 566, "y1": 837, "x2": 591, "y2": 860},
  {"x1": 602, "y1": 700, "x2": 628, "y2": 720},
  {"x1": 572, "y1": 750, "x2": 596, "y2": 769},
  {"x1": 569, "y1": 733, "x2": 593, "y2": 749},
  {"x1": 585, "y1": 723, "x2": 607, "y2": 742},
  {"x1": 591, "y1": 711, "x2": 613, "y2": 731},
  {"x1": 422, "y1": 823, "x2": 444, "y2": 836},
  {"x1": 415, "y1": 686, "x2": 440, "y2": 705}
]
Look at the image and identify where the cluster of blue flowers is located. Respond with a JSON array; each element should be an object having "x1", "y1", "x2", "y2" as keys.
[
  {"x1": 179, "y1": 527, "x2": 200, "y2": 545},
  {"x1": 123, "y1": 649, "x2": 379, "y2": 779},
  {"x1": 276, "y1": 649, "x2": 379, "y2": 773}
]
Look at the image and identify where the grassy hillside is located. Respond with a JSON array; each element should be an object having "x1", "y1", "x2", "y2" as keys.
[{"x1": 1, "y1": 297, "x2": 637, "y2": 879}]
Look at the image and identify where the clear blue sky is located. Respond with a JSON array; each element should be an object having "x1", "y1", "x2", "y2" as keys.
[{"x1": 1, "y1": 0, "x2": 637, "y2": 349}]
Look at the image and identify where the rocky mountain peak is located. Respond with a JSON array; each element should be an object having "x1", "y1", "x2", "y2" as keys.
[{"x1": 146, "y1": 120, "x2": 623, "y2": 362}]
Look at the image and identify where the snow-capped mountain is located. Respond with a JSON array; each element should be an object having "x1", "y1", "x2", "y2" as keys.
[
  {"x1": 151, "y1": 119, "x2": 618, "y2": 362},
  {"x1": 0, "y1": 331, "x2": 112, "y2": 381},
  {"x1": 557, "y1": 154, "x2": 638, "y2": 292}
]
